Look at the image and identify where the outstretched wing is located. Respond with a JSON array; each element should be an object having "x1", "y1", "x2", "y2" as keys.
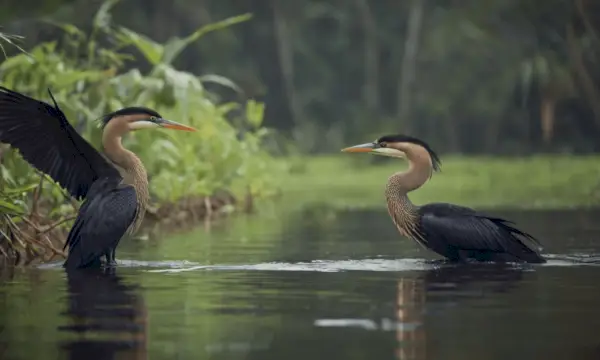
[
  {"x1": 63, "y1": 185, "x2": 138, "y2": 269},
  {"x1": 0, "y1": 86, "x2": 121, "y2": 200},
  {"x1": 418, "y1": 203, "x2": 542, "y2": 256}
]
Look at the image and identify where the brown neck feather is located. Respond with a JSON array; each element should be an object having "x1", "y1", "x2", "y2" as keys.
[
  {"x1": 384, "y1": 143, "x2": 433, "y2": 241},
  {"x1": 102, "y1": 116, "x2": 150, "y2": 210},
  {"x1": 388, "y1": 143, "x2": 433, "y2": 194}
]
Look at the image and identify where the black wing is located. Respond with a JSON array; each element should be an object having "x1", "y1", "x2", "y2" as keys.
[
  {"x1": 63, "y1": 184, "x2": 138, "y2": 269},
  {"x1": 418, "y1": 203, "x2": 544, "y2": 262},
  {"x1": 0, "y1": 86, "x2": 121, "y2": 200}
]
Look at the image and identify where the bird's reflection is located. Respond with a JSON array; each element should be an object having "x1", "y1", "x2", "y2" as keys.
[
  {"x1": 58, "y1": 268, "x2": 148, "y2": 360},
  {"x1": 394, "y1": 263, "x2": 526, "y2": 360}
]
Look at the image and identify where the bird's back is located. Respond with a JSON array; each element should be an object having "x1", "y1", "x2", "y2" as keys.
[{"x1": 416, "y1": 203, "x2": 546, "y2": 263}]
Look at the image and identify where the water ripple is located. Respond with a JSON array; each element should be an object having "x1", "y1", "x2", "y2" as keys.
[
  {"x1": 37, "y1": 254, "x2": 600, "y2": 273},
  {"x1": 145, "y1": 254, "x2": 600, "y2": 274}
]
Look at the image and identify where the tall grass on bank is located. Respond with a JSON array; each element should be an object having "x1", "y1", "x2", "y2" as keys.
[
  {"x1": 284, "y1": 155, "x2": 600, "y2": 209},
  {"x1": 0, "y1": 1, "x2": 287, "y2": 264}
]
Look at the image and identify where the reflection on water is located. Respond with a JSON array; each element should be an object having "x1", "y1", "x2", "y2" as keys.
[
  {"x1": 58, "y1": 268, "x2": 147, "y2": 359},
  {"x1": 0, "y1": 206, "x2": 599, "y2": 359},
  {"x1": 392, "y1": 264, "x2": 524, "y2": 360}
]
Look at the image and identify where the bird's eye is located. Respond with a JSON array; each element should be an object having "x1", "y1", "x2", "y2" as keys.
[
  {"x1": 379, "y1": 142, "x2": 387, "y2": 148},
  {"x1": 149, "y1": 116, "x2": 157, "y2": 121}
]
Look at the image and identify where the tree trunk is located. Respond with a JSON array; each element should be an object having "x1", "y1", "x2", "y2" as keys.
[
  {"x1": 272, "y1": 0, "x2": 301, "y2": 128},
  {"x1": 397, "y1": 0, "x2": 425, "y2": 134},
  {"x1": 355, "y1": 0, "x2": 379, "y2": 112},
  {"x1": 540, "y1": 88, "x2": 555, "y2": 144},
  {"x1": 566, "y1": 20, "x2": 600, "y2": 129}
]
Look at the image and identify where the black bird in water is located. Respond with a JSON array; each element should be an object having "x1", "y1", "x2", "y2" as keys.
[
  {"x1": 342, "y1": 134, "x2": 546, "y2": 264},
  {"x1": 0, "y1": 86, "x2": 196, "y2": 269}
]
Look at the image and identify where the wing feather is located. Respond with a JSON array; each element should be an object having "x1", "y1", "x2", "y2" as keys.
[
  {"x1": 0, "y1": 86, "x2": 121, "y2": 200},
  {"x1": 418, "y1": 203, "x2": 543, "y2": 259}
]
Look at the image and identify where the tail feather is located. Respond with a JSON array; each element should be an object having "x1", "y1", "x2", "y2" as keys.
[{"x1": 485, "y1": 217, "x2": 546, "y2": 264}]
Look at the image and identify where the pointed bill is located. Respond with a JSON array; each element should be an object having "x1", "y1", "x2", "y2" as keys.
[
  {"x1": 157, "y1": 118, "x2": 197, "y2": 132},
  {"x1": 341, "y1": 142, "x2": 376, "y2": 153}
]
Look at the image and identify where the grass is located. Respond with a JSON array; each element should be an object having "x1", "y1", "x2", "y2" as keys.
[{"x1": 282, "y1": 154, "x2": 600, "y2": 210}]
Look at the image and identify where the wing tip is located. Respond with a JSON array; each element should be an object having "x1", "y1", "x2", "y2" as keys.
[{"x1": 47, "y1": 87, "x2": 59, "y2": 109}]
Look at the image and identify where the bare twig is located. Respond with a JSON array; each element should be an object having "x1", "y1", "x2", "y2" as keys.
[
  {"x1": 4, "y1": 217, "x2": 27, "y2": 249},
  {"x1": 39, "y1": 215, "x2": 77, "y2": 234},
  {"x1": 13, "y1": 220, "x2": 65, "y2": 257},
  {"x1": 19, "y1": 216, "x2": 42, "y2": 233},
  {"x1": 42, "y1": 234, "x2": 66, "y2": 257}
]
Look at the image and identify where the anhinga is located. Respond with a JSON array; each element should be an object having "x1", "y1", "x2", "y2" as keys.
[
  {"x1": 0, "y1": 86, "x2": 196, "y2": 269},
  {"x1": 342, "y1": 134, "x2": 546, "y2": 264}
]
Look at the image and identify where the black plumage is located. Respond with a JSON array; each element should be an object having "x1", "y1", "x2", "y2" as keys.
[
  {"x1": 100, "y1": 107, "x2": 160, "y2": 129},
  {"x1": 0, "y1": 87, "x2": 122, "y2": 200},
  {"x1": 418, "y1": 203, "x2": 545, "y2": 263},
  {"x1": 377, "y1": 134, "x2": 442, "y2": 171},
  {"x1": 63, "y1": 184, "x2": 138, "y2": 269}
]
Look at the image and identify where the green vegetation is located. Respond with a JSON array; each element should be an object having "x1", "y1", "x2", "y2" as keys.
[
  {"x1": 284, "y1": 155, "x2": 600, "y2": 210},
  {"x1": 5, "y1": 0, "x2": 599, "y2": 154},
  {"x1": 0, "y1": 2, "x2": 286, "y2": 264}
]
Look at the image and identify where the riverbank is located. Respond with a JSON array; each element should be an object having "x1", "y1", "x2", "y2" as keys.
[
  {"x1": 3, "y1": 153, "x2": 599, "y2": 266},
  {"x1": 283, "y1": 155, "x2": 600, "y2": 209},
  {"x1": 0, "y1": 189, "x2": 242, "y2": 267}
]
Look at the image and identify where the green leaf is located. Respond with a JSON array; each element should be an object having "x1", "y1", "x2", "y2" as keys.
[
  {"x1": 0, "y1": 52, "x2": 31, "y2": 71},
  {"x1": 0, "y1": 199, "x2": 24, "y2": 214},
  {"x1": 245, "y1": 99, "x2": 265, "y2": 128},
  {"x1": 198, "y1": 74, "x2": 243, "y2": 94},
  {"x1": 116, "y1": 27, "x2": 164, "y2": 66},
  {"x1": 2, "y1": 183, "x2": 38, "y2": 195},
  {"x1": 42, "y1": 20, "x2": 85, "y2": 38},
  {"x1": 161, "y1": 13, "x2": 253, "y2": 65},
  {"x1": 52, "y1": 70, "x2": 107, "y2": 88},
  {"x1": 93, "y1": 0, "x2": 121, "y2": 30}
]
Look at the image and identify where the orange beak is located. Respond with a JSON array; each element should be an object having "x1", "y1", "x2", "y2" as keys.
[
  {"x1": 157, "y1": 118, "x2": 197, "y2": 132},
  {"x1": 341, "y1": 142, "x2": 376, "y2": 153}
]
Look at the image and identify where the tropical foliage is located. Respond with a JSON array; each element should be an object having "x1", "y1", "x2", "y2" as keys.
[{"x1": 0, "y1": 2, "x2": 286, "y2": 263}]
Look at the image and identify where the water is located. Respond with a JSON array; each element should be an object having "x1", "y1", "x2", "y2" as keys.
[{"x1": 1, "y1": 205, "x2": 600, "y2": 359}]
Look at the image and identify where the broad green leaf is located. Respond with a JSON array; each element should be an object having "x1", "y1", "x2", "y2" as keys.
[
  {"x1": 0, "y1": 199, "x2": 24, "y2": 214},
  {"x1": 42, "y1": 20, "x2": 85, "y2": 38},
  {"x1": 198, "y1": 74, "x2": 243, "y2": 94},
  {"x1": 161, "y1": 13, "x2": 253, "y2": 65},
  {"x1": 116, "y1": 27, "x2": 164, "y2": 66},
  {"x1": 2, "y1": 183, "x2": 38, "y2": 195},
  {"x1": 0, "y1": 52, "x2": 31, "y2": 71}
]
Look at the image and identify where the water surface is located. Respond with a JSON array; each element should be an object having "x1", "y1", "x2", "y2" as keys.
[{"x1": 1, "y1": 205, "x2": 600, "y2": 360}]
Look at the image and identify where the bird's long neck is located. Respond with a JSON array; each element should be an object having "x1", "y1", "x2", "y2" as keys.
[
  {"x1": 102, "y1": 128, "x2": 150, "y2": 211},
  {"x1": 384, "y1": 145, "x2": 433, "y2": 229}
]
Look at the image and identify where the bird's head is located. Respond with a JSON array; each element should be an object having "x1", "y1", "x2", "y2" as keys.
[
  {"x1": 100, "y1": 107, "x2": 196, "y2": 132},
  {"x1": 341, "y1": 134, "x2": 441, "y2": 171}
]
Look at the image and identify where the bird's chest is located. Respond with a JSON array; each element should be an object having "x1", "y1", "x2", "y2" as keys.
[
  {"x1": 386, "y1": 199, "x2": 415, "y2": 232},
  {"x1": 385, "y1": 193, "x2": 424, "y2": 243}
]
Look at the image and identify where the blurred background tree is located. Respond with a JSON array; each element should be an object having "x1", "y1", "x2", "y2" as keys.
[{"x1": 3, "y1": 0, "x2": 598, "y2": 155}]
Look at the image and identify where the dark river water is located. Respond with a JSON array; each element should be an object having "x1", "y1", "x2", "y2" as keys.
[{"x1": 1, "y1": 205, "x2": 600, "y2": 360}]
